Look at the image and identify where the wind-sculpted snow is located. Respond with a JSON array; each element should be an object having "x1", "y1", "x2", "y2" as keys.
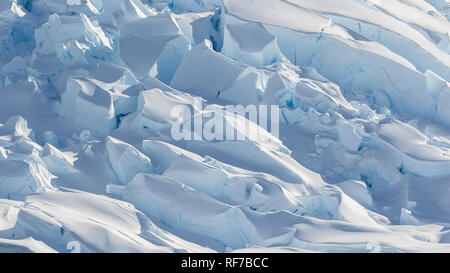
[{"x1": 0, "y1": 0, "x2": 450, "y2": 253}]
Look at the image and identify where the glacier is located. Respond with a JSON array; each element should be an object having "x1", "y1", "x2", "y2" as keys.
[{"x1": 0, "y1": 0, "x2": 449, "y2": 253}]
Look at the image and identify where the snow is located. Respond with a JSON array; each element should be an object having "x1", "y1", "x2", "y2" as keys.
[
  {"x1": 336, "y1": 180, "x2": 374, "y2": 209},
  {"x1": 60, "y1": 77, "x2": 116, "y2": 135},
  {"x1": 124, "y1": 173, "x2": 260, "y2": 249},
  {"x1": 13, "y1": 189, "x2": 209, "y2": 252},
  {"x1": 0, "y1": 151, "x2": 55, "y2": 198},
  {"x1": 171, "y1": 41, "x2": 247, "y2": 98},
  {"x1": 121, "y1": 87, "x2": 198, "y2": 132},
  {"x1": 0, "y1": 238, "x2": 56, "y2": 253},
  {"x1": 377, "y1": 118, "x2": 450, "y2": 177},
  {"x1": 119, "y1": 11, "x2": 182, "y2": 79},
  {"x1": 41, "y1": 143, "x2": 76, "y2": 175},
  {"x1": 171, "y1": 0, "x2": 221, "y2": 12},
  {"x1": 34, "y1": 13, "x2": 113, "y2": 60},
  {"x1": 223, "y1": 0, "x2": 330, "y2": 34},
  {"x1": 0, "y1": 0, "x2": 449, "y2": 253},
  {"x1": 0, "y1": 116, "x2": 32, "y2": 145},
  {"x1": 163, "y1": 154, "x2": 308, "y2": 214},
  {"x1": 105, "y1": 136, "x2": 152, "y2": 185},
  {"x1": 142, "y1": 140, "x2": 203, "y2": 173},
  {"x1": 281, "y1": 0, "x2": 450, "y2": 80},
  {"x1": 222, "y1": 20, "x2": 285, "y2": 66}
]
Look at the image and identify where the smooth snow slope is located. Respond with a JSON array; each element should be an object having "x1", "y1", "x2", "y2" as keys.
[{"x1": 0, "y1": 0, "x2": 449, "y2": 253}]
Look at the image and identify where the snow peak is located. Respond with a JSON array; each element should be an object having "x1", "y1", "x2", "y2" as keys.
[{"x1": 181, "y1": 257, "x2": 215, "y2": 271}]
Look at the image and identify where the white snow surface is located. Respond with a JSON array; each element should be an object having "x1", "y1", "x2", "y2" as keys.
[{"x1": 0, "y1": 0, "x2": 449, "y2": 252}]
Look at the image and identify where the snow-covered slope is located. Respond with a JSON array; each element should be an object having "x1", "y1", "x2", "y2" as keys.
[{"x1": 0, "y1": 0, "x2": 449, "y2": 253}]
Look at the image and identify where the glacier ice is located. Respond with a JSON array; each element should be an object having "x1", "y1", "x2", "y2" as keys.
[
  {"x1": 171, "y1": 41, "x2": 269, "y2": 105},
  {"x1": 105, "y1": 136, "x2": 152, "y2": 185},
  {"x1": 221, "y1": 20, "x2": 285, "y2": 67},
  {"x1": 40, "y1": 143, "x2": 76, "y2": 175},
  {"x1": 163, "y1": 154, "x2": 308, "y2": 214},
  {"x1": 169, "y1": 0, "x2": 221, "y2": 13},
  {"x1": 0, "y1": 115, "x2": 32, "y2": 146},
  {"x1": 0, "y1": 148, "x2": 55, "y2": 198},
  {"x1": 0, "y1": 157, "x2": 52, "y2": 198},
  {"x1": 34, "y1": 13, "x2": 113, "y2": 62},
  {"x1": 60, "y1": 77, "x2": 116, "y2": 135},
  {"x1": 171, "y1": 41, "x2": 247, "y2": 98},
  {"x1": 335, "y1": 180, "x2": 374, "y2": 209},
  {"x1": 0, "y1": 0, "x2": 449, "y2": 253},
  {"x1": 124, "y1": 173, "x2": 261, "y2": 249},
  {"x1": 142, "y1": 140, "x2": 203, "y2": 173},
  {"x1": 119, "y1": 11, "x2": 182, "y2": 79},
  {"x1": 11, "y1": 190, "x2": 207, "y2": 252}
]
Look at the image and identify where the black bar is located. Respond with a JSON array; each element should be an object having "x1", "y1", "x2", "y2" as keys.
[{"x1": 0, "y1": 253, "x2": 446, "y2": 272}]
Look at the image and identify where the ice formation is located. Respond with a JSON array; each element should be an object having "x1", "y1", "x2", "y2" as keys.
[{"x1": 0, "y1": 0, "x2": 449, "y2": 253}]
